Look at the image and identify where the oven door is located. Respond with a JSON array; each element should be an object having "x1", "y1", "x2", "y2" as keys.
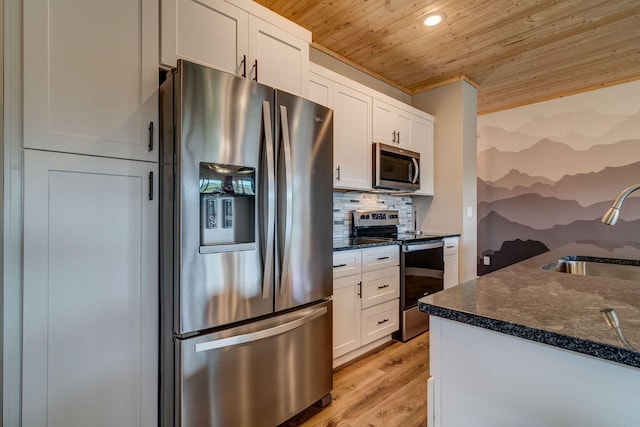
[{"x1": 401, "y1": 240, "x2": 444, "y2": 309}]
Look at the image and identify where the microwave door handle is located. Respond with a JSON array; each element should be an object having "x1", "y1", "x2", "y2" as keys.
[
  {"x1": 412, "y1": 157, "x2": 420, "y2": 184},
  {"x1": 261, "y1": 101, "x2": 275, "y2": 299},
  {"x1": 374, "y1": 143, "x2": 381, "y2": 187},
  {"x1": 279, "y1": 105, "x2": 293, "y2": 297}
]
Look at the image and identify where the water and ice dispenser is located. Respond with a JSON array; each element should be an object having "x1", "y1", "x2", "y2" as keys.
[{"x1": 199, "y1": 162, "x2": 255, "y2": 253}]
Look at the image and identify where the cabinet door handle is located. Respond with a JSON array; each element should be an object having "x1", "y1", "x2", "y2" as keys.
[
  {"x1": 377, "y1": 284, "x2": 390, "y2": 289},
  {"x1": 397, "y1": 131, "x2": 400, "y2": 144},
  {"x1": 358, "y1": 281, "x2": 362, "y2": 298},
  {"x1": 333, "y1": 263, "x2": 347, "y2": 268},
  {"x1": 253, "y1": 59, "x2": 258, "y2": 82},
  {"x1": 377, "y1": 256, "x2": 390, "y2": 260},
  {"x1": 148, "y1": 122, "x2": 154, "y2": 151},
  {"x1": 392, "y1": 130, "x2": 397, "y2": 143},
  {"x1": 148, "y1": 171, "x2": 154, "y2": 201},
  {"x1": 377, "y1": 318, "x2": 389, "y2": 325},
  {"x1": 336, "y1": 165, "x2": 341, "y2": 181},
  {"x1": 241, "y1": 54, "x2": 247, "y2": 78}
]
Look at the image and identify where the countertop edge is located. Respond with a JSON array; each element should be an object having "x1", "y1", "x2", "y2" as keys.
[
  {"x1": 333, "y1": 241, "x2": 400, "y2": 251},
  {"x1": 419, "y1": 301, "x2": 640, "y2": 369}
]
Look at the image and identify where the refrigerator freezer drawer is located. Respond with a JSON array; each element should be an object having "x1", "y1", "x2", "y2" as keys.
[{"x1": 177, "y1": 300, "x2": 332, "y2": 427}]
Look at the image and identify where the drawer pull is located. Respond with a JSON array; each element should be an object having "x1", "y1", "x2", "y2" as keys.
[
  {"x1": 377, "y1": 318, "x2": 389, "y2": 325},
  {"x1": 377, "y1": 284, "x2": 390, "y2": 289},
  {"x1": 333, "y1": 263, "x2": 347, "y2": 268},
  {"x1": 446, "y1": 245, "x2": 455, "y2": 249},
  {"x1": 376, "y1": 256, "x2": 390, "y2": 260}
]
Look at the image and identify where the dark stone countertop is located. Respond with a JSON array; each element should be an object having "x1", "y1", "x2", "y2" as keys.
[
  {"x1": 419, "y1": 240, "x2": 640, "y2": 368},
  {"x1": 332, "y1": 237, "x2": 400, "y2": 251}
]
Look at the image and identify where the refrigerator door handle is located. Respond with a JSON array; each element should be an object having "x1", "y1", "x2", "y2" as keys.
[
  {"x1": 278, "y1": 105, "x2": 294, "y2": 296},
  {"x1": 262, "y1": 100, "x2": 275, "y2": 299},
  {"x1": 194, "y1": 306, "x2": 327, "y2": 352}
]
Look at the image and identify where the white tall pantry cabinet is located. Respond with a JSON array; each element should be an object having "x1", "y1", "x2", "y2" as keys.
[{"x1": 21, "y1": 0, "x2": 159, "y2": 425}]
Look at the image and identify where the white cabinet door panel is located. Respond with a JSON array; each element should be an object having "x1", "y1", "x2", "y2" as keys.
[
  {"x1": 333, "y1": 276, "x2": 362, "y2": 358},
  {"x1": 333, "y1": 84, "x2": 372, "y2": 190},
  {"x1": 413, "y1": 117, "x2": 435, "y2": 195},
  {"x1": 308, "y1": 72, "x2": 333, "y2": 108},
  {"x1": 249, "y1": 15, "x2": 309, "y2": 95},
  {"x1": 23, "y1": 150, "x2": 158, "y2": 427},
  {"x1": 372, "y1": 99, "x2": 396, "y2": 144},
  {"x1": 361, "y1": 299, "x2": 399, "y2": 345},
  {"x1": 24, "y1": 0, "x2": 158, "y2": 161},
  {"x1": 161, "y1": 0, "x2": 248, "y2": 74},
  {"x1": 361, "y1": 267, "x2": 400, "y2": 309},
  {"x1": 396, "y1": 109, "x2": 413, "y2": 149}
]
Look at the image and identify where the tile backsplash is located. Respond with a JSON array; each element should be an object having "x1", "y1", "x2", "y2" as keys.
[{"x1": 333, "y1": 192, "x2": 414, "y2": 239}]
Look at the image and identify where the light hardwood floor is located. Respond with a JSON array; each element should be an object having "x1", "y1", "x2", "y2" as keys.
[{"x1": 280, "y1": 332, "x2": 430, "y2": 427}]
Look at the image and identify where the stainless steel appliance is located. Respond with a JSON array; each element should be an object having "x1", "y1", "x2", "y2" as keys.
[
  {"x1": 160, "y1": 60, "x2": 334, "y2": 427},
  {"x1": 372, "y1": 142, "x2": 420, "y2": 191},
  {"x1": 351, "y1": 209, "x2": 444, "y2": 341}
]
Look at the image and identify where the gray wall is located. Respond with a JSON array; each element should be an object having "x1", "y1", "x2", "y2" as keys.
[{"x1": 412, "y1": 81, "x2": 478, "y2": 283}]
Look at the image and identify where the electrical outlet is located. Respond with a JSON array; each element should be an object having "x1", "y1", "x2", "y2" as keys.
[{"x1": 483, "y1": 256, "x2": 490, "y2": 265}]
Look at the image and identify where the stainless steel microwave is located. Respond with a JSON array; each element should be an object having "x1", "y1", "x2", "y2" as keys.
[{"x1": 372, "y1": 142, "x2": 420, "y2": 191}]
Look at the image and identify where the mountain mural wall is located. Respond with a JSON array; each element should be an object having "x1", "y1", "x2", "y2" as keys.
[{"x1": 477, "y1": 80, "x2": 640, "y2": 275}]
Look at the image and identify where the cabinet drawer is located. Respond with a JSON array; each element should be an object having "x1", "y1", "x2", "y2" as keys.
[
  {"x1": 361, "y1": 246, "x2": 399, "y2": 272},
  {"x1": 361, "y1": 267, "x2": 399, "y2": 309},
  {"x1": 361, "y1": 299, "x2": 399, "y2": 345},
  {"x1": 443, "y1": 237, "x2": 459, "y2": 256},
  {"x1": 333, "y1": 250, "x2": 361, "y2": 278}
]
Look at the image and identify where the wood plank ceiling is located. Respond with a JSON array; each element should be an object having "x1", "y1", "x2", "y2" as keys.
[{"x1": 255, "y1": 0, "x2": 640, "y2": 114}]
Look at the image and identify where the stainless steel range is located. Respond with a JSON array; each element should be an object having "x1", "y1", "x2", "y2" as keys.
[{"x1": 352, "y1": 209, "x2": 444, "y2": 341}]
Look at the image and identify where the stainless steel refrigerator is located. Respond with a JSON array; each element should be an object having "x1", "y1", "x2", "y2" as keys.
[{"x1": 159, "y1": 60, "x2": 334, "y2": 427}]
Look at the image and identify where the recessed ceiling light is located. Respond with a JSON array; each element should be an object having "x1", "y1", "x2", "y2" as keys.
[{"x1": 423, "y1": 12, "x2": 446, "y2": 27}]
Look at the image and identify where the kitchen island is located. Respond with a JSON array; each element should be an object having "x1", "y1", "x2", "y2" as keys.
[{"x1": 419, "y1": 240, "x2": 640, "y2": 427}]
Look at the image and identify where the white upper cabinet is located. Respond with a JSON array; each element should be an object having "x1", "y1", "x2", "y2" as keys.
[
  {"x1": 161, "y1": 0, "x2": 249, "y2": 76},
  {"x1": 373, "y1": 97, "x2": 435, "y2": 195},
  {"x1": 372, "y1": 99, "x2": 413, "y2": 149},
  {"x1": 308, "y1": 71, "x2": 334, "y2": 108},
  {"x1": 413, "y1": 116, "x2": 435, "y2": 196},
  {"x1": 308, "y1": 66, "x2": 372, "y2": 191},
  {"x1": 309, "y1": 64, "x2": 436, "y2": 193},
  {"x1": 247, "y1": 15, "x2": 309, "y2": 95},
  {"x1": 161, "y1": 0, "x2": 310, "y2": 96},
  {"x1": 333, "y1": 84, "x2": 373, "y2": 190},
  {"x1": 23, "y1": 0, "x2": 158, "y2": 161}
]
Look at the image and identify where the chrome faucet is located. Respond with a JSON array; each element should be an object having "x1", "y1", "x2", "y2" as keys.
[{"x1": 601, "y1": 182, "x2": 640, "y2": 225}]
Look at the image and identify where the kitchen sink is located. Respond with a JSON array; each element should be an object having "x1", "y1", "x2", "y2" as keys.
[{"x1": 545, "y1": 256, "x2": 640, "y2": 281}]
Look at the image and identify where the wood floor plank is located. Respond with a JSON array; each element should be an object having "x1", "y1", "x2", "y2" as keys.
[{"x1": 280, "y1": 332, "x2": 430, "y2": 427}]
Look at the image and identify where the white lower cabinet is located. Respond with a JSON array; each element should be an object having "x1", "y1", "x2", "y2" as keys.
[
  {"x1": 332, "y1": 246, "x2": 399, "y2": 367},
  {"x1": 443, "y1": 237, "x2": 459, "y2": 289},
  {"x1": 22, "y1": 150, "x2": 158, "y2": 427}
]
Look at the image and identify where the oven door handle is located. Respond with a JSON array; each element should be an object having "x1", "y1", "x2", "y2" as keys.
[{"x1": 403, "y1": 240, "x2": 444, "y2": 252}]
